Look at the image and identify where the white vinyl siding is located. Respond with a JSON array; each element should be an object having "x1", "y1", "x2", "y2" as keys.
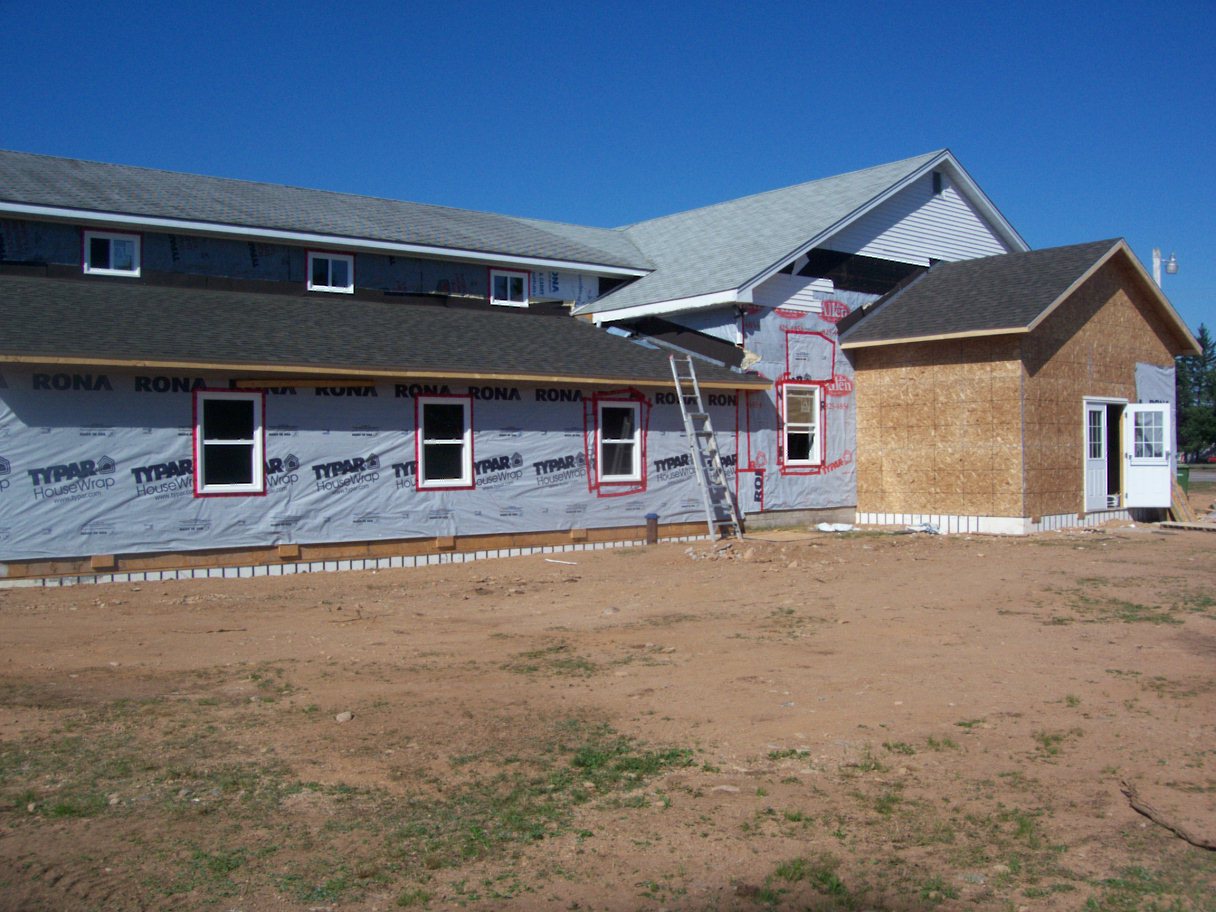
[
  {"x1": 751, "y1": 274, "x2": 836, "y2": 312},
  {"x1": 823, "y1": 172, "x2": 1012, "y2": 266}
]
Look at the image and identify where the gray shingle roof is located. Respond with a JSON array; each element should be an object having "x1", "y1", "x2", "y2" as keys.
[
  {"x1": 840, "y1": 239, "x2": 1122, "y2": 346},
  {"x1": 0, "y1": 150, "x2": 650, "y2": 271},
  {"x1": 575, "y1": 151, "x2": 946, "y2": 315},
  {"x1": 0, "y1": 274, "x2": 763, "y2": 388}
]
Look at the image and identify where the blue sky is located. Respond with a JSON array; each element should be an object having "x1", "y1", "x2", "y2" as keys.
[{"x1": 5, "y1": 0, "x2": 1213, "y2": 335}]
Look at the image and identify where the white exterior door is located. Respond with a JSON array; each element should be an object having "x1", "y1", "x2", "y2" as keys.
[
  {"x1": 1123, "y1": 404, "x2": 1172, "y2": 508},
  {"x1": 1084, "y1": 404, "x2": 1108, "y2": 512}
]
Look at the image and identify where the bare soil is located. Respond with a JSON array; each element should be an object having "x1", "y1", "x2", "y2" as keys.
[{"x1": 2, "y1": 507, "x2": 1215, "y2": 910}]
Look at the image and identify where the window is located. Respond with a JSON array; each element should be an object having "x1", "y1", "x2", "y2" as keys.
[
  {"x1": 83, "y1": 230, "x2": 140, "y2": 276},
  {"x1": 307, "y1": 251, "x2": 354, "y2": 293},
  {"x1": 1133, "y1": 409, "x2": 1165, "y2": 459},
  {"x1": 417, "y1": 396, "x2": 472, "y2": 489},
  {"x1": 782, "y1": 384, "x2": 822, "y2": 466},
  {"x1": 490, "y1": 268, "x2": 528, "y2": 307},
  {"x1": 194, "y1": 390, "x2": 265, "y2": 496},
  {"x1": 598, "y1": 401, "x2": 640, "y2": 482},
  {"x1": 1087, "y1": 409, "x2": 1104, "y2": 460}
]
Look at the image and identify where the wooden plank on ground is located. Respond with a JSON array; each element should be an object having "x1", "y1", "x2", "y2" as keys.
[{"x1": 1170, "y1": 476, "x2": 1199, "y2": 523}]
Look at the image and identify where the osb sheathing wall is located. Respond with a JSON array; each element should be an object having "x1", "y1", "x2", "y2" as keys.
[
  {"x1": 1021, "y1": 258, "x2": 1178, "y2": 518},
  {"x1": 853, "y1": 336, "x2": 1024, "y2": 517}
]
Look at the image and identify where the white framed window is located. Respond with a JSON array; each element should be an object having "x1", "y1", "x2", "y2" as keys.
[
  {"x1": 417, "y1": 396, "x2": 473, "y2": 490},
  {"x1": 194, "y1": 390, "x2": 265, "y2": 496},
  {"x1": 782, "y1": 384, "x2": 822, "y2": 466},
  {"x1": 490, "y1": 268, "x2": 529, "y2": 307},
  {"x1": 598, "y1": 400, "x2": 641, "y2": 482},
  {"x1": 83, "y1": 230, "x2": 140, "y2": 276},
  {"x1": 307, "y1": 251, "x2": 354, "y2": 293}
]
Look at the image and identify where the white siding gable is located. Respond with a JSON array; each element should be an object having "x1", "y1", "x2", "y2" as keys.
[
  {"x1": 823, "y1": 172, "x2": 1011, "y2": 265},
  {"x1": 752, "y1": 274, "x2": 834, "y2": 312},
  {"x1": 667, "y1": 307, "x2": 742, "y2": 343}
]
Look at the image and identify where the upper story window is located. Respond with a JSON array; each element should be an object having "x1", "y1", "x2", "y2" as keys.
[
  {"x1": 83, "y1": 230, "x2": 140, "y2": 277},
  {"x1": 307, "y1": 251, "x2": 354, "y2": 293},
  {"x1": 490, "y1": 268, "x2": 529, "y2": 307},
  {"x1": 193, "y1": 390, "x2": 265, "y2": 496},
  {"x1": 416, "y1": 396, "x2": 473, "y2": 490},
  {"x1": 782, "y1": 384, "x2": 822, "y2": 466}
]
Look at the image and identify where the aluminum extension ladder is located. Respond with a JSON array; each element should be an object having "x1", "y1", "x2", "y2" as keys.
[{"x1": 669, "y1": 355, "x2": 744, "y2": 540}]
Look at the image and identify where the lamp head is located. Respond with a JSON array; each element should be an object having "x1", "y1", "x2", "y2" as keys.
[{"x1": 1165, "y1": 252, "x2": 1179, "y2": 275}]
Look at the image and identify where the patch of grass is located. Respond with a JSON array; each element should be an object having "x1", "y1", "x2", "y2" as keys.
[
  {"x1": 1178, "y1": 590, "x2": 1216, "y2": 619},
  {"x1": 1068, "y1": 592, "x2": 1183, "y2": 626},
  {"x1": 396, "y1": 886, "x2": 432, "y2": 907},
  {"x1": 1032, "y1": 728, "x2": 1083, "y2": 759},
  {"x1": 955, "y1": 718, "x2": 985, "y2": 730},
  {"x1": 767, "y1": 748, "x2": 810, "y2": 762},
  {"x1": 502, "y1": 642, "x2": 599, "y2": 677},
  {"x1": 883, "y1": 740, "x2": 916, "y2": 755},
  {"x1": 844, "y1": 746, "x2": 885, "y2": 773},
  {"x1": 873, "y1": 790, "x2": 902, "y2": 816},
  {"x1": 926, "y1": 735, "x2": 960, "y2": 751},
  {"x1": 1084, "y1": 865, "x2": 1176, "y2": 911},
  {"x1": 46, "y1": 791, "x2": 109, "y2": 818},
  {"x1": 919, "y1": 874, "x2": 959, "y2": 903}
]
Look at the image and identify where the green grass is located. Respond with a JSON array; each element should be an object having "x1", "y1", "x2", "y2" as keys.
[
  {"x1": 502, "y1": 642, "x2": 599, "y2": 677},
  {"x1": 0, "y1": 692, "x2": 694, "y2": 908},
  {"x1": 1032, "y1": 728, "x2": 1084, "y2": 759}
]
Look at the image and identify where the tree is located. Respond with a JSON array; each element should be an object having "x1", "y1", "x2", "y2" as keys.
[{"x1": 1176, "y1": 323, "x2": 1216, "y2": 459}]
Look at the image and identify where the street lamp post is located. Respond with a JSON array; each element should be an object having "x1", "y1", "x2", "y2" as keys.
[{"x1": 1152, "y1": 248, "x2": 1178, "y2": 288}]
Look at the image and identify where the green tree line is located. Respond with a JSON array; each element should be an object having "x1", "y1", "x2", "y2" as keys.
[{"x1": 1177, "y1": 323, "x2": 1216, "y2": 460}]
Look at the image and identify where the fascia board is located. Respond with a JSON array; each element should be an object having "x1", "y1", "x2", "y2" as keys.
[
  {"x1": 0, "y1": 201, "x2": 650, "y2": 278},
  {"x1": 841, "y1": 326, "x2": 1029, "y2": 349},
  {"x1": 589, "y1": 289, "x2": 742, "y2": 324},
  {"x1": 738, "y1": 150, "x2": 1029, "y2": 300},
  {"x1": 0, "y1": 353, "x2": 770, "y2": 391}
]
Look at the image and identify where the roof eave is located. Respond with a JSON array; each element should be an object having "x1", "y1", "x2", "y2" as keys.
[
  {"x1": 0, "y1": 352, "x2": 769, "y2": 391},
  {"x1": 841, "y1": 326, "x2": 1029, "y2": 350},
  {"x1": 585, "y1": 288, "x2": 742, "y2": 324},
  {"x1": 0, "y1": 200, "x2": 651, "y2": 278}
]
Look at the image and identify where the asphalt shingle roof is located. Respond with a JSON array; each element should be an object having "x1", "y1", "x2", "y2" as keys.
[
  {"x1": 576, "y1": 151, "x2": 945, "y2": 315},
  {"x1": 0, "y1": 274, "x2": 764, "y2": 388},
  {"x1": 840, "y1": 239, "x2": 1122, "y2": 346},
  {"x1": 0, "y1": 150, "x2": 650, "y2": 271}
]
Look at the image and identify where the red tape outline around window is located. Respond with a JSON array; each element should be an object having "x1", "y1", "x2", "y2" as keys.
[{"x1": 583, "y1": 388, "x2": 650, "y2": 497}]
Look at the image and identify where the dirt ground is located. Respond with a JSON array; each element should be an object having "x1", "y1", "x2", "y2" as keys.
[{"x1": 2, "y1": 505, "x2": 1215, "y2": 910}]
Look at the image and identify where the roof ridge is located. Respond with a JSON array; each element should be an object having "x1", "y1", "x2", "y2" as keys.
[{"x1": 617, "y1": 150, "x2": 946, "y2": 231}]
